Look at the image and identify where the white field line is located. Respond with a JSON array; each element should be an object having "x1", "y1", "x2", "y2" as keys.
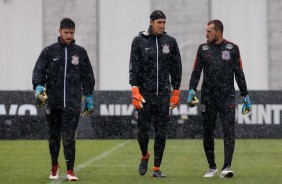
[{"x1": 50, "y1": 140, "x2": 132, "y2": 184}]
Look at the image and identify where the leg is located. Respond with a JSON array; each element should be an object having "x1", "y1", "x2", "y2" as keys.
[
  {"x1": 47, "y1": 108, "x2": 62, "y2": 165},
  {"x1": 137, "y1": 98, "x2": 152, "y2": 156},
  {"x1": 137, "y1": 96, "x2": 153, "y2": 175},
  {"x1": 202, "y1": 102, "x2": 218, "y2": 169},
  {"x1": 61, "y1": 107, "x2": 80, "y2": 171},
  {"x1": 153, "y1": 95, "x2": 170, "y2": 168},
  {"x1": 219, "y1": 96, "x2": 235, "y2": 170}
]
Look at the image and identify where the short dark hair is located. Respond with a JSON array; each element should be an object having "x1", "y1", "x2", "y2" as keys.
[
  {"x1": 208, "y1": 19, "x2": 224, "y2": 33},
  {"x1": 150, "y1": 10, "x2": 166, "y2": 21},
  {"x1": 60, "y1": 18, "x2": 75, "y2": 29}
]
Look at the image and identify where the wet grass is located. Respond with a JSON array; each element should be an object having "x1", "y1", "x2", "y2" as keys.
[{"x1": 0, "y1": 139, "x2": 282, "y2": 184}]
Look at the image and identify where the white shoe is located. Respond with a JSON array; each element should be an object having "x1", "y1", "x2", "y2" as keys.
[
  {"x1": 66, "y1": 170, "x2": 79, "y2": 181},
  {"x1": 220, "y1": 168, "x2": 234, "y2": 178},
  {"x1": 203, "y1": 168, "x2": 218, "y2": 177},
  {"x1": 49, "y1": 164, "x2": 59, "y2": 179}
]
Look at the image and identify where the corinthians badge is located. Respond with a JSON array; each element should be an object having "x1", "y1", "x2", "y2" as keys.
[
  {"x1": 162, "y1": 44, "x2": 170, "y2": 54},
  {"x1": 71, "y1": 55, "x2": 79, "y2": 65},
  {"x1": 222, "y1": 50, "x2": 230, "y2": 60}
]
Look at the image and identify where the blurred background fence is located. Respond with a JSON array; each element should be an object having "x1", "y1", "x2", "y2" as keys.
[{"x1": 0, "y1": 91, "x2": 281, "y2": 139}]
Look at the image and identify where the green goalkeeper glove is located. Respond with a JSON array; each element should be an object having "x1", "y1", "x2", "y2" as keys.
[
  {"x1": 81, "y1": 95, "x2": 93, "y2": 117},
  {"x1": 35, "y1": 85, "x2": 48, "y2": 108},
  {"x1": 187, "y1": 89, "x2": 199, "y2": 108},
  {"x1": 242, "y1": 95, "x2": 252, "y2": 115}
]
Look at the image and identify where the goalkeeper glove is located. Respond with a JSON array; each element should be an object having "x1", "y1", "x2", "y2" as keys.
[
  {"x1": 242, "y1": 95, "x2": 252, "y2": 115},
  {"x1": 35, "y1": 85, "x2": 48, "y2": 108},
  {"x1": 81, "y1": 95, "x2": 94, "y2": 117},
  {"x1": 170, "y1": 90, "x2": 180, "y2": 110},
  {"x1": 187, "y1": 89, "x2": 199, "y2": 108},
  {"x1": 132, "y1": 87, "x2": 145, "y2": 109}
]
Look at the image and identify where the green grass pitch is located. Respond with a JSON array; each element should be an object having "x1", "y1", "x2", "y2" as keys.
[{"x1": 0, "y1": 139, "x2": 282, "y2": 184}]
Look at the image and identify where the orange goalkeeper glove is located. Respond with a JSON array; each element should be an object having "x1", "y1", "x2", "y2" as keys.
[
  {"x1": 132, "y1": 87, "x2": 145, "y2": 109},
  {"x1": 170, "y1": 90, "x2": 180, "y2": 110}
]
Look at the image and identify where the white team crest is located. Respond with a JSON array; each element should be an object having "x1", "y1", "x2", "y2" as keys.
[
  {"x1": 202, "y1": 45, "x2": 209, "y2": 50},
  {"x1": 162, "y1": 44, "x2": 170, "y2": 54},
  {"x1": 226, "y1": 44, "x2": 233, "y2": 49},
  {"x1": 222, "y1": 50, "x2": 230, "y2": 60},
  {"x1": 71, "y1": 55, "x2": 79, "y2": 65}
]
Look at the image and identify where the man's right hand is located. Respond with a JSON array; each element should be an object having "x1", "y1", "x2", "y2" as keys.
[
  {"x1": 132, "y1": 87, "x2": 145, "y2": 109},
  {"x1": 187, "y1": 89, "x2": 199, "y2": 108},
  {"x1": 35, "y1": 85, "x2": 48, "y2": 108}
]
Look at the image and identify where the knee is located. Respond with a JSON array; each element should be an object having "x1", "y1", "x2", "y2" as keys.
[
  {"x1": 137, "y1": 126, "x2": 150, "y2": 134},
  {"x1": 155, "y1": 129, "x2": 166, "y2": 141},
  {"x1": 62, "y1": 135, "x2": 75, "y2": 146},
  {"x1": 137, "y1": 129, "x2": 150, "y2": 140},
  {"x1": 49, "y1": 132, "x2": 61, "y2": 142},
  {"x1": 49, "y1": 137, "x2": 61, "y2": 145}
]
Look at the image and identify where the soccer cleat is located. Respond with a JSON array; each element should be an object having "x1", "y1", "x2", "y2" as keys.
[
  {"x1": 138, "y1": 151, "x2": 150, "y2": 175},
  {"x1": 203, "y1": 168, "x2": 218, "y2": 177},
  {"x1": 152, "y1": 169, "x2": 166, "y2": 178},
  {"x1": 66, "y1": 170, "x2": 79, "y2": 181},
  {"x1": 49, "y1": 164, "x2": 59, "y2": 179},
  {"x1": 220, "y1": 167, "x2": 234, "y2": 178}
]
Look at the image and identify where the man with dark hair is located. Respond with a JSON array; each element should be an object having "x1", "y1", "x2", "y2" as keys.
[
  {"x1": 129, "y1": 10, "x2": 182, "y2": 177},
  {"x1": 187, "y1": 19, "x2": 252, "y2": 178},
  {"x1": 208, "y1": 19, "x2": 224, "y2": 33},
  {"x1": 60, "y1": 18, "x2": 75, "y2": 29},
  {"x1": 32, "y1": 18, "x2": 95, "y2": 181}
]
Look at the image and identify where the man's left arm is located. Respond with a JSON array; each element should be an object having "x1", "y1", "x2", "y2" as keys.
[
  {"x1": 81, "y1": 49, "x2": 95, "y2": 95},
  {"x1": 233, "y1": 45, "x2": 248, "y2": 97},
  {"x1": 170, "y1": 38, "x2": 182, "y2": 90},
  {"x1": 80, "y1": 49, "x2": 95, "y2": 116},
  {"x1": 169, "y1": 39, "x2": 182, "y2": 109},
  {"x1": 233, "y1": 45, "x2": 252, "y2": 115}
]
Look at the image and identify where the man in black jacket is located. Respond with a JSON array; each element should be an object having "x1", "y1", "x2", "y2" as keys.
[
  {"x1": 129, "y1": 10, "x2": 182, "y2": 177},
  {"x1": 32, "y1": 18, "x2": 95, "y2": 181},
  {"x1": 187, "y1": 20, "x2": 252, "y2": 178}
]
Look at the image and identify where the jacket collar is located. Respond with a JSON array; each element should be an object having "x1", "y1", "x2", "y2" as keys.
[
  {"x1": 208, "y1": 39, "x2": 225, "y2": 47},
  {"x1": 57, "y1": 37, "x2": 75, "y2": 47},
  {"x1": 139, "y1": 26, "x2": 166, "y2": 39}
]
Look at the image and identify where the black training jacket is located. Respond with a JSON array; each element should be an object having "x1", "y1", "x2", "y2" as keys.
[
  {"x1": 129, "y1": 28, "x2": 182, "y2": 95},
  {"x1": 189, "y1": 39, "x2": 248, "y2": 98},
  {"x1": 32, "y1": 37, "x2": 95, "y2": 108}
]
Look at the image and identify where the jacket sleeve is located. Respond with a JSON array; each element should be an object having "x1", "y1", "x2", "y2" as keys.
[
  {"x1": 129, "y1": 36, "x2": 141, "y2": 87},
  {"x1": 189, "y1": 46, "x2": 204, "y2": 91},
  {"x1": 81, "y1": 49, "x2": 95, "y2": 95},
  {"x1": 233, "y1": 45, "x2": 248, "y2": 96},
  {"x1": 169, "y1": 38, "x2": 182, "y2": 90},
  {"x1": 32, "y1": 48, "x2": 48, "y2": 90}
]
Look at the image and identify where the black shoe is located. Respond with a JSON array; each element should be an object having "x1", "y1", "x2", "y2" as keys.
[
  {"x1": 138, "y1": 151, "x2": 150, "y2": 175},
  {"x1": 152, "y1": 170, "x2": 166, "y2": 178}
]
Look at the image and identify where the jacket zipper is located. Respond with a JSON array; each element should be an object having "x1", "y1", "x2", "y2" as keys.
[
  {"x1": 155, "y1": 37, "x2": 159, "y2": 95},
  {"x1": 64, "y1": 47, "x2": 68, "y2": 108}
]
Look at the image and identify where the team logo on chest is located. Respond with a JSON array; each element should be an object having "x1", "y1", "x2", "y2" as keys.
[
  {"x1": 222, "y1": 50, "x2": 230, "y2": 60},
  {"x1": 162, "y1": 44, "x2": 170, "y2": 54},
  {"x1": 71, "y1": 55, "x2": 79, "y2": 65}
]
